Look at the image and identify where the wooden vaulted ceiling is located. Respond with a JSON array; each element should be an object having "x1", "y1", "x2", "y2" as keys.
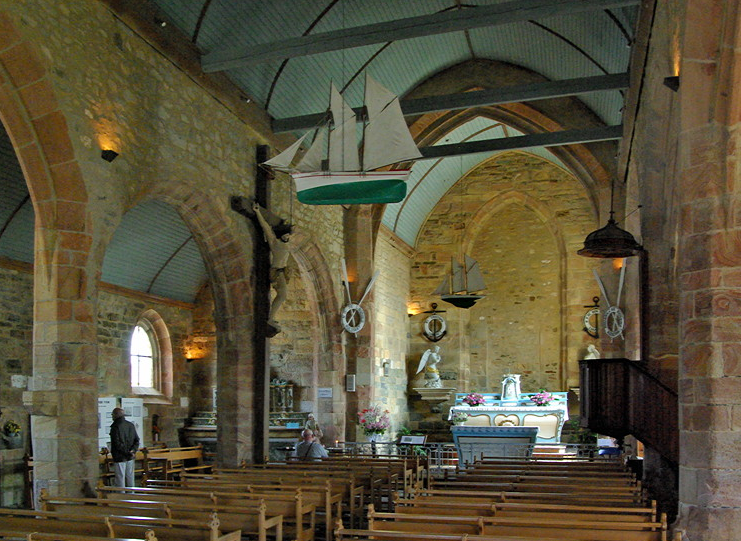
[
  {"x1": 0, "y1": 0, "x2": 642, "y2": 302},
  {"x1": 145, "y1": 0, "x2": 638, "y2": 243}
]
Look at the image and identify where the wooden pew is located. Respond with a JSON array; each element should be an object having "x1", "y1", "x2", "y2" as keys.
[
  {"x1": 144, "y1": 445, "x2": 211, "y2": 480},
  {"x1": 201, "y1": 467, "x2": 368, "y2": 524},
  {"x1": 439, "y1": 472, "x2": 638, "y2": 487},
  {"x1": 0, "y1": 532, "x2": 157, "y2": 541},
  {"x1": 99, "y1": 448, "x2": 149, "y2": 486},
  {"x1": 219, "y1": 461, "x2": 396, "y2": 509},
  {"x1": 299, "y1": 455, "x2": 423, "y2": 495},
  {"x1": 179, "y1": 473, "x2": 358, "y2": 532},
  {"x1": 39, "y1": 493, "x2": 282, "y2": 541},
  {"x1": 278, "y1": 455, "x2": 422, "y2": 497},
  {"x1": 412, "y1": 487, "x2": 646, "y2": 506},
  {"x1": 365, "y1": 504, "x2": 670, "y2": 541},
  {"x1": 429, "y1": 478, "x2": 645, "y2": 501},
  {"x1": 335, "y1": 527, "x2": 563, "y2": 541},
  {"x1": 334, "y1": 526, "x2": 682, "y2": 541},
  {"x1": 98, "y1": 484, "x2": 313, "y2": 541},
  {"x1": 123, "y1": 477, "x2": 327, "y2": 540},
  {"x1": 393, "y1": 496, "x2": 658, "y2": 522},
  {"x1": 460, "y1": 460, "x2": 636, "y2": 472},
  {"x1": 0, "y1": 508, "x2": 240, "y2": 541}
]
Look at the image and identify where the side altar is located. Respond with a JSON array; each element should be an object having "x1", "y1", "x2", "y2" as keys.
[{"x1": 449, "y1": 390, "x2": 568, "y2": 443}]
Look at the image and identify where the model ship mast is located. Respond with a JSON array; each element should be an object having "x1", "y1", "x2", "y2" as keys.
[
  {"x1": 434, "y1": 254, "x2": 486, "y2": 309},
  {"x1": 263, "y1": 74, "x2": 421, "y2": 205}
]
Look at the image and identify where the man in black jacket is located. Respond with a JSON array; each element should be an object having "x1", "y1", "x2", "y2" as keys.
[{"x1": 109, "y1": 407, "x2": 140, "y2": 487}]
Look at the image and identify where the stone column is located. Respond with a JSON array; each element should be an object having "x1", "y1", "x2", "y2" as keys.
[
  {"x1": 25, "y1": 228, "x2": 98, "y2": 499},
  {"x1": 215, "y1": 313, "x2": 256, "y2": 466},
  {"x1": 343, "y1": 205, "x2": 376, "y2": 440},
  {"x1": 675, "y1": 1, "x2": 741, "y2": 537}
]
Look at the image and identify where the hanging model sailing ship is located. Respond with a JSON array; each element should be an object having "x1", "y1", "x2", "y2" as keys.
[
  {"x1": 263, "y1": 75, "x2": 422, "y2": 205},
  {"x1": 434, "y1": 254, "x2": 486, "y2": 309}
]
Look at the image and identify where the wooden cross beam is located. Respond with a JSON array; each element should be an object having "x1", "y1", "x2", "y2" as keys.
[
  {"x1": 272, "y1": 73, "x2": 629, "y2": 133},
  {"x1": 202, "y1": 0, "x2": 640, "y2": 72}
]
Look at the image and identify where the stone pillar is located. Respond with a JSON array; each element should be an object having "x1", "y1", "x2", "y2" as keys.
[
  {"x1": 215, "y1": 313, "x2": 256, "y2": 466},
  {"x1": 0, "y1": 13, "x2": 99, "y2": 497},
  {"x1": 343, "y1": 205, "x2": 376, "y2": 440},
  {"x1": 25, "y1": 227, "x2": 98, "y2": 499},
  {"x1": 675, "y1": 1, "x2": 741, "y2": 537}
]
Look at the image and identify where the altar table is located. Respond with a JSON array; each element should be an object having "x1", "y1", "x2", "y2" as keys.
[{"x1": 449, "y1": 392, "x2": 568, "y2": 443}]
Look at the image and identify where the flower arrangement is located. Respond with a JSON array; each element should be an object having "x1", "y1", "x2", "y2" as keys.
[
  {"x1": 450, "y1": 411, "x2": 469, "y2": 424},
  {"x1": 530, "y1": 389, "x2": 557, "y2": 406},
  {"x1": 462, "y1": 392, "x2": 486, "y2": 407},
  {"x1": 358, "y1": 405, "x2": 390, "y2": 436},
  {"x1": 3, "y1": 420, "x2": 21, "y2": 436}
]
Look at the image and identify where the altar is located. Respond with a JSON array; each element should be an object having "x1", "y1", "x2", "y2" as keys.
[{"x1": 449, "y1": 391, "x2": 568, "y2": 443}]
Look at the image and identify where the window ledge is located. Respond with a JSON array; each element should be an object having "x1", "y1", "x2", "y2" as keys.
[{"x1": 132, "y1": 387, "x2": 172, "y2": 405}]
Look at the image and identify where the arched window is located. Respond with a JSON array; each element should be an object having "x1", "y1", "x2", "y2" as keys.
[
  {"x1": 130, "y1": 310, "x2": 173, "y2": 401},
  {"x1": 131, "y1": 324, "x2": 156, "y2": 388}
]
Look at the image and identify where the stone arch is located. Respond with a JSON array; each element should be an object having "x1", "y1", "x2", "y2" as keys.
[
  {"x1": 132, "y1": 186, "x2": 257, "y2": 466},
  {"x1": 0, "y1": 10, "x2": 90, "y2": 255},
  {"x1": 403, "y1": 59, "x2": 613, "y2": 219},
  {"x1": 411, "y1": 148, "x2": 594, "y2": 397},
  {"x1": 0, "y1": 9, "x2": 97, "y2": 496},
  {"x1": 462, "y1": 187, "x2": 569, "y2": 388},
  {"x1": 463, "y1": 187, "x2": 567, "y2": 258},
  {"x1": 118, "y1": 185, "x2": 343, "y2": 458},
  {"x1": 284, "y1": 229, "x2": 345, "y2": 443}
]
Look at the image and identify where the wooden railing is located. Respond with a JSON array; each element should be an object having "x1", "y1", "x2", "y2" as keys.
[{"x1": 579, "y1": 359, "x2": 678, "y2": 464}]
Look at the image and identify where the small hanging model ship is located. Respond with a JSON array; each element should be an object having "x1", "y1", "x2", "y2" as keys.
[
  {"x1": 263, "y1": 75, "x2": 422, "y2": 205},
  {"x1": 434, "y1": 254, "x2": 486, "y2": 309}
]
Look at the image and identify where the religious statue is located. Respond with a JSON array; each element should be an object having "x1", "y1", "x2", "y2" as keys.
[
  {"x1": 416, "y1": 345, "x2": 443, "y2": 388},
  {"x1": 253, "y1": 202, "x2": 295, "y2": 335},
  {"x1": 584, "y1": 344, "x2": 600, "y2": 360},
  {"x1": 305, "y1": 413, "x2": 323, "y2": 441},
  {"x1": 501, "y1": 374, "x2": 521, "y2": 403}
]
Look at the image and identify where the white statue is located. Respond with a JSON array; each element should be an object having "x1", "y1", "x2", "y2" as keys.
[
  {"x1": 584, "y1": 344, "x2": 600, "y2": 360},
  {"x1": 501, "y1": 374, "x2": 521, "y2": 402},
  {"x1": 416, "y1": 345, "x2": 442, "y2": 388}
]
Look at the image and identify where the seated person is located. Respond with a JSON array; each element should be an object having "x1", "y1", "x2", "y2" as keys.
[
  {"x1": 598, "y1": 436, "x2": 621, "y2": 458},
  {"x1": 294, "y1": 428, "x2": 329, "y2": 459}
]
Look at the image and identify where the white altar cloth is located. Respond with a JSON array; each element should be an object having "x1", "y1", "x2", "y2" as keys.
[{"x1": 449, "y1": 402, "x2": 568, "y2": 443}]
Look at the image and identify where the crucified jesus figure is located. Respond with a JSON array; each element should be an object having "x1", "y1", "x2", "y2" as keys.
[{"x1": 253, "y1": 202, "x2": 294, "y2": 333}]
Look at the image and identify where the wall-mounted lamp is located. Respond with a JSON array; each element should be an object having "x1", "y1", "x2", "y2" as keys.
[
  {"x1": 663, "y1": 76, "x2": 680, "y2": 92},
  {"x1": 382, "y1": 359, "x2": 391, "y2": 378},
  {"x1": 101, "y1": 149, "x2": 119, "y2": 162},
  {"x1": 184, "y1": 347, "x2": 205, "y2": 363}
]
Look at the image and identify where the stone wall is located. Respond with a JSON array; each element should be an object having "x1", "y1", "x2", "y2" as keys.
[
  {"x1": 269, "y1": 259, "x2": 317, "y2": 411},
  {"x1": 0, "y1": 257, "x2": 214, "y2": 504},
  {"x1": 409, "y1": 152, "x2": 599, "y2": 433},
  {"x1": 468, "y1": 202, "x2": 561, "y2": 392},
  {"x1": 371, "y1": 227, "x2": 413, "y2": 437},
  {"x1": 96, "y1": 289, "x2": 195, "y2": 448},
  {"x1": 185, "y1": 284, "x2": 217, "y2": 415},
  {"x1": 0, "y1": 0, "x2": 350, "y2": 469},
  {"x1": 0, "y1": 264, "x2": 32, "y2": 507}
]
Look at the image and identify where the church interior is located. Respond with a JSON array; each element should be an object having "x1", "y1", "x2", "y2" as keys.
[{"x1": 0, "y1": 0, "x2": 736, "y2": 539}]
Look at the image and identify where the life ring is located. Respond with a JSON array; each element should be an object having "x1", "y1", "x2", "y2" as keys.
[
  {"x1": 604, "y1": 305, "x2": 625, "y2": 340},
  {"x1": 423, "y1": 314, "x2": 446, "y2": 342},
  {"x1": 341, "y1": 303, "x2": 366, "y2": 334}
]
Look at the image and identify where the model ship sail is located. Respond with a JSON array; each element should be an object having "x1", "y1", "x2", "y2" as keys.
[
  {"x1": 434, "y1": 254, "x2": 486, "y2": 309},
  {"x1": 263, "y1": 75, "x2": 422, "y2": 205}
]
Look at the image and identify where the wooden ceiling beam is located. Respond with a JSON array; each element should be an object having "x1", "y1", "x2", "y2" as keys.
[
  {"x1": 202, "y1": 0, "x2": 640, "y2": 72},
  {"x1": 272, "y1": 72, "x2": 629, "y2": 133},
  {"x1": 418, "y1": 125, "x2": 623, "y2": 159}
]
